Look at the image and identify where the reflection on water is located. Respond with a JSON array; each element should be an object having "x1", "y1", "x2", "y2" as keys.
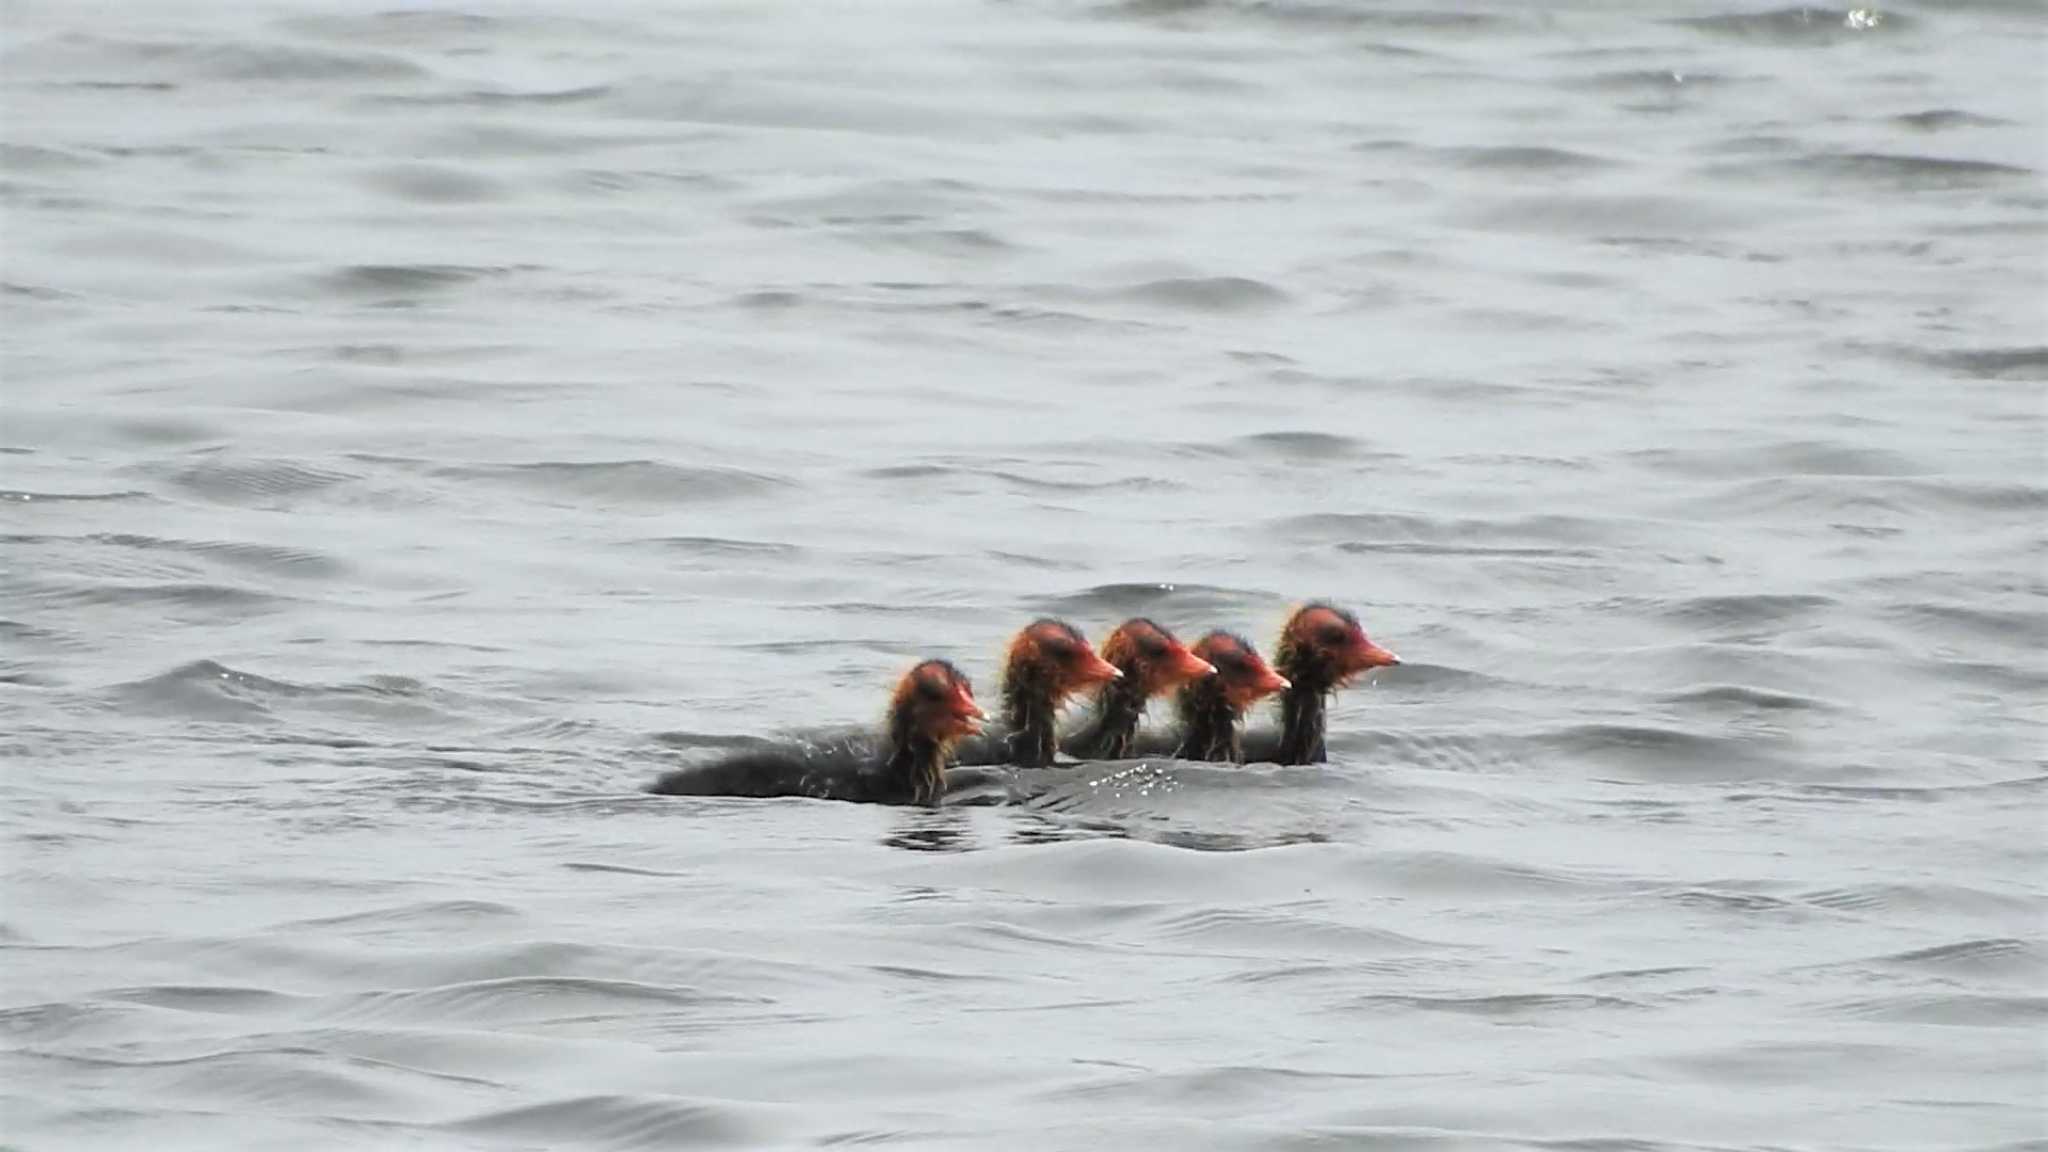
[{"x1": 883, "y1": 809, "x2": 978, "y2": 854}]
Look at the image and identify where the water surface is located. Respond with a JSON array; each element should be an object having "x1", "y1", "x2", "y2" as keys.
[{"x1": 3, "y1": 1, "x2": 2044, "y2": 1148}]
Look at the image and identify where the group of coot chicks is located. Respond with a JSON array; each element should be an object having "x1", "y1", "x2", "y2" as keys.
[{"x1": 647, "y1": 603, "x2": 1399, "y2": 808}]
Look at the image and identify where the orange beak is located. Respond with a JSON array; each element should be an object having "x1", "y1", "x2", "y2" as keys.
[
  {"x1": 1353, "y1": 639, "x2": 1401, "y2": 670},
  {"x1": 1170, "y1": 646, "x2": 1217, "y2": 684},
  {"x1": 950, "y1": 686, "x2": 987, "y2": 735},
  {"x1": 1227, "y1": 662, "x2": 1290, "y2": 710},
  {"x1": 1076, "y1": 649, "x2": 1122, "y2": 688},
  {"x1": 1252, "y1": 665, "x2": 1291, "y2": 697}
]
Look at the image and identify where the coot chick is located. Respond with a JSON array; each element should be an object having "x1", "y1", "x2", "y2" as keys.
[
  {"x1": 1062, "y1": 617, "x2": 1216, "y2": 760},
  {"x1": 990, "y1": 617, "x2": 1123, "y2": 767},
  {"x1": 1171, "y1": 630, "x2": 1290, "y2": 762},
  {"x1": 1268, "y1": 602, "x2": 1399, "y2": 764},
  {"x1": 647, "y1": 659, "x2": 985, "y2": 807}
]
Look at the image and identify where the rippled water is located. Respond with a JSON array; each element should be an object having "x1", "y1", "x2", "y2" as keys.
[{"x1": 4, "y1": 1, "x2": 2045, "y2": 1148}]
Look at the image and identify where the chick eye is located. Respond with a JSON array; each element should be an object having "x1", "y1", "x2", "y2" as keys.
[
  {"x1": 1214, "y1": 651, "x2": 1245, "y2": 674},
  {"x1": 1318, "y1": 625, "x2": 1348, "y2": 646},
  {"x1": 1139, "y1": 637, "x2": 1167, "y2": 659},
  {"x1": 917, "y1": 679, "x2": 945, "y2": 701}
]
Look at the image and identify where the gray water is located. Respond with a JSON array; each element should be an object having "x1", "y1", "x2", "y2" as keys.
[{"x1": 3, "y1": 0, "x2": 2045, "y2": 1148}]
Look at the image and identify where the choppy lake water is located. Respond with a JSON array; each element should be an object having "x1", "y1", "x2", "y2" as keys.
[{"x1": 4, "y1": 1, "x2": 2045, "y2": 1148}]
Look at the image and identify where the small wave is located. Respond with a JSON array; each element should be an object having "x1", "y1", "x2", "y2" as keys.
[
  {"x1": 1796, "y1": 775, "x2": 2047, "y2": 803},
  {"x1": 15, "y1": 34, "x2": 431, "y2": 83},
  {"x1": 1359, "y1": 664, "x2": 1497, "y2": 693},
  {"x1": 1668, "y1": 1038, "x2": 1924, "y2": 1087},
  {"x1": 158, "y1": 458, "x2": 361, "y2": 506},
  {"x1": 0, "y1": 489, "x2": 150, "y2": 504},
  {"x1": 323, "y1": 263, "x2": 517, "y2": 297},
  {"x1": 1672, "y1": 476, "x2": 1902, "y2": 519},
  {"x1": 1673, "y1": 8, "x2": 1909, "y2": 44},
  {"x1": 1887, "y1": 602, "x2": 2048, "y2": 647},
  {"x1": 1667, "y1": 475, "x2": 2043, "y2": 520},
  {"x1": 1627, "y1": 440, "x2": 1924, "y2": 478},
  {"x1": 0, "y1": 1001, "x2": 138, "y2": 1043},
  {"x1": 0, "y1": 284, "x2": 75, "y2": 307},
  {"x1": 0, "y1": 143, "x2": 103, "y2": 170},
  {"x1": 1767, "y1": 440, "x2": 1926, "y2": 478},
  {"x1": 1325, "y1": 730, "x2": 1527, "y2": 777},
  {"x1": 78, "y1": 534, "x2": 347, "y2": 580},
  {"x1": 1662, "y1": 684, "x2": 1831, "y2": 713},
  {"x1": 1725, "y1": 150, "x2": 2033, "y2": 190},
  {"x1": 1821, "y1": 992, "x2": 2048, "y2": 1027},
  {"x1": 1148, "y1": 906, "x2": 1442, "y2": 955},
  {"x1": 280, "y1": 9, "x2": 502, "y2": 43},
  {"x1": 0, "y1": 617, "x2": 72, "y2": 648},
  {"x1": 134, "y1": 1047, "x2": 436, "y2": 1115},
  {"x1": 334, "y1": 974, "x2": 761, "y2": 1023},
  {"x1": 1577, "y1": 965, "x2": 1705, "y2": 984},
  {"x1": 451, "y1": 1094, "x2": 766, "y2": 1149},
  {"x1": 1897, "y1": 479, "x2": 2048, "y2": 513},
  {"x1": 1464, "y1": 193, "x2": 1745, "y2": 238},
  {"x1": 53, "y1": 79, "x2": 176, "y2": 91},
  {"x1": 370, "y1": 83, "x2": 612, "y2": 107},
  {"x1": 1440, "y1": 145, "x2": 1614, "y2": 172},
  {"x1": 748, "y1": 176, "x2": 989, "y2": 226},
  {"x1": 734, "y1": 289, "x2": 804, "y2": 310},
  {"x1": 1213, "y1": 961, "x2": 1361, "y2": 986},
  {"x1": 361, "y1": 637, "x2": 509, "y2": 654},
  {"x1": 437, "y1": 460, "x2": 793, "y2": 505},
  {"x1": 1119, "y1": 276, "x2": 1290, "y2": 312},
  {"x1": 1875, "y1": 938, "x2": 2045, "y2": 980},
  {"x1": 1031, "y1": 581, "x2": 1275, "y2": 620},
  {"x1": 110, "y1": 659, "x2": 295, "y2": 721},
  {"x1": 1528, "y1": 1140, "x2": 1736, "y2": 1152},
  {"x1": 563, "y1": 862, "x2": 693, "y2": 878},
  {"x1": 866, "y1": 962, "x2": 1006, "y2": 984},
  {"x1": 1038, "y1": 1063, "x2": 1414, "y2": 1112},
  {"x1": 44, "y1": 581, "x2": 289, "y2": 618},
  {"x1": 632, "y1": 535, "x2": 802, "y2": 558},
  {"x1": 863, "y1": 464, "x2": 951, "y2": 482},
  {"x1": 1659, "y1": 592, "x2": 1834, "y2": 629},
  {"x1": 360, "y1": 162, "x2": 505, "y2": 204},
  {"x1": 420, "y1": 122, "x2": 662, "y2": 159},
  {"x1": 110, "y1": 416, "x2": 220, "y2": 445},
  {"x1": 1109, "y1": 0, "x2": 1503, "y2": 32},
  {"x1": 277, "y1": 899, "x2": 526, "y2": 933},
  {"x1": 109, "y1": 660, "x2": 471, "y2": 725},
  {"x1": 0, "y1": 666, "x2": 59, "y2": 688},
  {"x1": 1666, "y1": 887, "x2": 1803, "y2": 917},
  {"x1": 1348, "y1": 992, "x2": 1648, "y2": 1016},
  {"x1": 1571, "y1": 69, "x2": 1738, "y2": 93},
  {"x1": 1799, "y1": 882, "x2": 2036, "y2": 918},
  {"x1": 1338, "y1": 540, "x2": 1597, "y2": 559},
  {"x1": 103, "y1": 984, "x2": 300, "y2": 1014},
  {"x1": 1538, "y1": 723, "x2": 1774, "y2": 780},
  {"x1": 1894, "y1": 109, "x2": 2011, "y2": 132},
  {"x1": 983, "y1": 548, "x2": 1086, "y2": 572},
  {"x1": 861, "y1": 226, "x2": 1018, "y2": 258},
  {"x1": 889, "y1": 837, "x2": 1363, "y2": 904},
  {"x1": 1919, "y1": 345, "x2": 2048, "y2": 381},
  {"x1": 197, "y1": 42, "x2": 432, "y2": 82},
  {"x1": 859, "y1": 462, "x2": 1172, "y2": 495},
  {"x1": 990, "y1": 469, "x2": 1180, "y2": 495},
  {"x1": 1275, "y1": 510, "x2": 1612, "y2": 548},
  {"x1": 1228, "y1": 430, "x2": 1375, "y2": 459},
  {"x1": 1360, "y1": 850, "x2": 1612, "y2": 897}
]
